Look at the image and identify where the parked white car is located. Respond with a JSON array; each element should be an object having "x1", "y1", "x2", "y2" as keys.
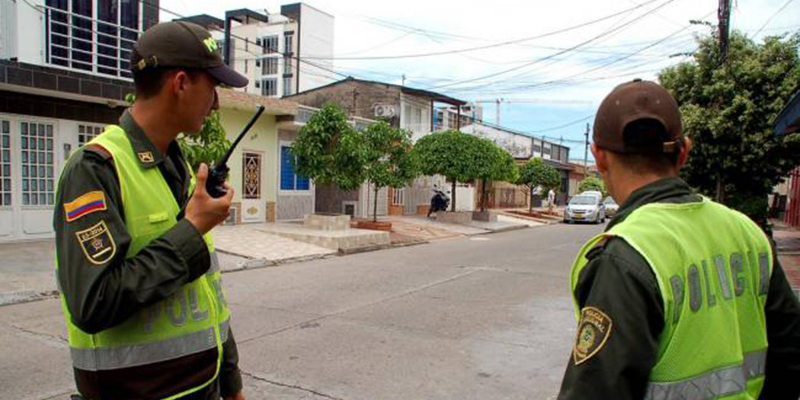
[
  {"x1": 603, "y1": 196, "x2": 619, "y2": 217},
  {"x1": 564, "y1": 194, "x2": 606, "y2": 224}
]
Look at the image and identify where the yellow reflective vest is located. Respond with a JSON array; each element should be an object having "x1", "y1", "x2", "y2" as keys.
[
  {"x1": 571, "y1": 198, "x2": 772, "y2": 400},
  {"x1": 57, "y1": 125, "x2": 231, "y2": 399}
]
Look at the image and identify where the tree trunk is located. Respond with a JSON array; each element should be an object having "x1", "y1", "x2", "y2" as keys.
[
  {"x1": 451, "y1": 180, "x2": 457, "y2": 212},
  {"x1": 529, "y1": 187, "x2": 534, "y2": 214},
  {"x1": 373, "y1": 186, "x2": 379, "y2": 222},
  {"x1": 715, "y1": 174, "x2": 725, "y2": 203},
  {"x1": 481, "y1": 179, "x2": 487, "y2": 213}
]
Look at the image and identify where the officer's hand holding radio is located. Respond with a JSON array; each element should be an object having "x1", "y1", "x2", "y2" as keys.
[{"x1": 185, "y1": 163, "x2": 234, "y2": 234}]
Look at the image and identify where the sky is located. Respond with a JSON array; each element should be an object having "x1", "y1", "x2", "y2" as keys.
[{"x1": 160, "y1": 0, "x2": 800, "y2": 162}]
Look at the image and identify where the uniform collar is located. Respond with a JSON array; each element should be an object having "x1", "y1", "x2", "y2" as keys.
[
  {"x1": 119, "y1": 109, "x2": 180, "y2": 169},
  {"x1": 606, "y1": 176, "x2": 699, "y2": 230}
]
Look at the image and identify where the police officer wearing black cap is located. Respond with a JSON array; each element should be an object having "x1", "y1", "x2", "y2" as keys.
[
  {"x1": 54, "y1": 21, "x2": 247, "y2": 399},
  {"x1": 557, "y1": 79, "x2": 800, "y2": 400}
]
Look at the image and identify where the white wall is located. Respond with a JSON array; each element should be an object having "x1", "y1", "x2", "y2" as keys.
[
  {"x1": 402, "y1": 95, "x2": 432, "y2": 142},
  {"x1": 0, "y1": 0, "x2": 18, "y2": 60},
  {"x1": 461, "y1": 123, "x2": 533, "y2": 159},
  {"x1": 13, "y1": 0, "x2": 44, "y2": 65},
  {"x1": 297, "y1": 3, "x2": 334, "y2": 92}
]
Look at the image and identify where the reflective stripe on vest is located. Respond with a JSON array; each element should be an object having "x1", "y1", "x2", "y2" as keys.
[
  {"x1": 644, "y1": 350, "x2": 766, "y2": 400},
  {"x1": 71, "y1": 319, "x2": 231, "y2": 371}
]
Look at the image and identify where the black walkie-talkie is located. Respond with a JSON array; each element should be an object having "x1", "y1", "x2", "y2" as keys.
[{"x1": 206, "y1": 105, "x2": 265, "y2": 198}]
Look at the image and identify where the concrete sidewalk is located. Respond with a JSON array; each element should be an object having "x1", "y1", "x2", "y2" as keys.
[{"x1": 771, "y1": 220, "x2": 800, "y2": 299}]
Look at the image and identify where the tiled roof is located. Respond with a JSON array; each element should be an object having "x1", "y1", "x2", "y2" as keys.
[{"x1": 217, "y1": 88, "x2": 297, "y2": 116}]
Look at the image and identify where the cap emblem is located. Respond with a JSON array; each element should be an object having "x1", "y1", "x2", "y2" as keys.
[{"x1": 203, "y1": 37, "x2": 218, "y2": 54}]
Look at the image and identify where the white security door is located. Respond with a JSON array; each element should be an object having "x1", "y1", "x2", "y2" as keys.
[
  {"x1": 241, "y1": 152, "x2": 264, "y2": 223},
  {"x1": 0, "y1": 118, "x2": 13, "y2": 238},
  {"x1": 19, "y1": 120, "x2": 57, "y2": 236}
]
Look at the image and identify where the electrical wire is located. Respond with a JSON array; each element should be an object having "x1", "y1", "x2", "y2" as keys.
[{"x1": 751, "y1": 0, "x2": 797, "y2": 38}]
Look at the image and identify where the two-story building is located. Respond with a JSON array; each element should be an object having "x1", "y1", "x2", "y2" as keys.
[
  {"x1": 286, "y1": 77, "x2": 469, "y2": 218},
  {"x1": 0, "y1": 0, "x2": 158, "y2": 242},
  {"x1": 0, "y1": 0, "x2": 300, "y2": 242},
  {"x1": 458, "y1": 119, "x2": 573, "y2": 209}
]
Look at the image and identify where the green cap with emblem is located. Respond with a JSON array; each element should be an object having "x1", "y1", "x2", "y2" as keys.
[{"x1": 131, "y1": 21, "x2": 248, "y2": 88}]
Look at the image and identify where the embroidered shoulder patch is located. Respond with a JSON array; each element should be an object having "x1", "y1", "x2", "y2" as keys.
[
  {"x1": 573, "y1": 307, "x2": 613, "y2": 365},
  {"x1": 64, "y1": 191, "x2": 107, "y2": 222},
  {"x1": 75, "y1": 221, "x2": 116, "y2": 265}
]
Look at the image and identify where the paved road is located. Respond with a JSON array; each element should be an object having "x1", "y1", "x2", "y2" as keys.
[{"x1": 0, "y1": 222, "x2": 605, "y2": 400}]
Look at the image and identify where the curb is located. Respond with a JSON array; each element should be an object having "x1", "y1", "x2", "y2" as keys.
[{"x1": 0, "y1": 290, "x2": 59, "y2": 307}]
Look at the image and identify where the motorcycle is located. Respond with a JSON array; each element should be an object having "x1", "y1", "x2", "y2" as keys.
[{"x1": 427, "y1": 186, "x2": 451, "y2": 218}]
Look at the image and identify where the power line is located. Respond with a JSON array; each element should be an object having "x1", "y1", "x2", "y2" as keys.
[
  {"x1": 426, "y1": 0, "x2": 681, "y2": 90},
  {"x1": 301, "y1": 0, "x2": 666, "y2": 61},
  {"x1": 527, "y1": 115, "x2": 595, "y2": 133},
  {"x1": 751, "y1": 0, "x2": 797, "y2": 38},
  {"x1": 445, "y1": 11, "x2": 710, "y2": 95}
]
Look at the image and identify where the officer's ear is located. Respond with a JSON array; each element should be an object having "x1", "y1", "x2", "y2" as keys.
[
  {"x1": 676, "y1": 136, "x2": 692, "y2": 171},
  {"x1": 592, "y1": 144, "x2": 609, "y2": 176}
]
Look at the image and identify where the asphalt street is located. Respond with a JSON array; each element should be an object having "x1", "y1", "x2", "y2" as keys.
[{"x1": 0, "y1": 222, "x2": 605, "y2": 400}]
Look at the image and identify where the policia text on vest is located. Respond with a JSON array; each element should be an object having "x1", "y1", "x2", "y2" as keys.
[{"x1": 671, "y1": 251, "x2": 769, "y2": 319}]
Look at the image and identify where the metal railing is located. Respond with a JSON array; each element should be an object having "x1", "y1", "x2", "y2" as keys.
[{"x1": 43, "y1": 5, "x2": 141, "y2": 80}]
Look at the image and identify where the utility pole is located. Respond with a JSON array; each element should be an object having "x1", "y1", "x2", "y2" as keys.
[
  {"x1": 583, "y1": 123, "x2": 590, "y2": 175},
  {"x1": 718, "y1": 0, "x2": 731, "y2": 65},
  {"x1": 401, "y1": 74, "x2": 406, "y2": 86},
  {"x1": 495, "y1": 98, "x2": 502, "y2": 126},
  {"x1": 716, "y1": 0, "x2": 732, "y2": 202}
]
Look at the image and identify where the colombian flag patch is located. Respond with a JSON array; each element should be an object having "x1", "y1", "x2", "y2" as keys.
[{"x1": 64, "y1": 191, "x2": 107, "y2": 222}]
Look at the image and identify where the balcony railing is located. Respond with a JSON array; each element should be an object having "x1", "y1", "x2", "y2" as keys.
[{"x1": 43, "y1": 5, "x2": 141, "y2": 80}]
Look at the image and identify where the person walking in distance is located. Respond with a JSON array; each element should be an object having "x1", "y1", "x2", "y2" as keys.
[
  {"x1": 558, "y1": 79, "x2": 800, "y2": 400},
  {"x1": 53, "y1": 21, "x2": 249, "y2": 400}
]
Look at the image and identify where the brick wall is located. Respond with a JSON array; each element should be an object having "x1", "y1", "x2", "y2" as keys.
[
  {"x1": 288, "y1": 80, "x2": 407, "y2": 127},
  {"x1": 0, "y1": 61, "x2": 134, "y2": 124},
  {"x1": 315, "y1": 183, "x2": 358, "y2": 214},
  {"x1": 0, "y1": 90, "x2": 123, "y2": 124},
  {"x1": 0, "y1": 60, "x2": 134, "y2": 103}
]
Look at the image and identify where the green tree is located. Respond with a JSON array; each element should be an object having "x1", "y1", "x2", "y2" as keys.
[
  {"x1": 362, "y1": 121, "x2": 420, "y2": 221},
  {"x1": 125, "y1": 93, "x2": 230, "y2": 171},
  {"x1": 412, "y1": 130, "x2": 486, "y2": 212},
  {"x1": 476, "y1": 141, "x2": 519, "y2": 212},
  {"x1": 578, "y1": 175, "x2": 606, "y2": 197},
  {"x1": 292, "y1": 103, "x2": 368, "y2": 192},
  {"x1": 516, "y1": 158, "x2": 561, "y2": 213},
  {"x1": 659, "y1": 30, "x2": 800, "y2": 225}
]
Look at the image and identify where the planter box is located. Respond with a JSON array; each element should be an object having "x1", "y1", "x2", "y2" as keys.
[
  {"x1": 436, "y1": 211, "x2": 473, "y2": 225},
  {"x1": 304, "y1": 213, "x2": 351, "y2": 231},
  {"x1": 355, "y1": 221, "x2": 393, "y2": 231},
  {"x1": 472, "y1": 211, "x2": 497, "y2": 222}
]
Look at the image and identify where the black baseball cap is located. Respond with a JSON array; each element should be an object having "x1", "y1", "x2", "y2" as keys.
[
  {"x1": 131, "y1": 21, "x2": 248, "y2": 88},
  {"x1": 593, "y1": 79, "x2": 683, "y2": 153}
]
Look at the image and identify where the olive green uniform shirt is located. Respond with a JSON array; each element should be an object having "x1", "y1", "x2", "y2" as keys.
[
  {"x1": 558, "y1": 177, "x2": 800, "y2": 400},
  {"x1": 54, "y1": 110, "x2": 242, "y2": 399}
]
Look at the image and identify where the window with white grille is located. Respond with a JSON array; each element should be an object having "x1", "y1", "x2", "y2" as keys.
[
  {"x1": 1, "y1": 120, "x2": 11, "y2": 206},
  {"x1": 20, "y1": 122, "x2": 55, "y2": 206},
  {"x1": 262, "y1": 57, "x2": 278, "y2": 75},
  {"x1": 284, "y1": 33, "x2": 294, "y2": 54},
  {"x1": 261, "y1": 78, "x2": 277, "y2": 97},
  {"x1": 392, "y1": 188, "x2": 405, "y2": 206},
  {"x1": 78, "y1": 124, "x2": 103, "y2": 146},
  {"x1": 263, "y1": 36, "x2": 279, "y2": 54},
  {"x1": 283, "y1": 76, "x2": 293, "y2": 96}
]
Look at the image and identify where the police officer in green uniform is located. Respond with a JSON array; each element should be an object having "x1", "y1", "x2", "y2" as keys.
[
  {"x1": 558, "y1": 79, "x2": 800, "y2": 400},
  {"x1": 53, "y1": 21, "x2": 248, "y2": 400}
]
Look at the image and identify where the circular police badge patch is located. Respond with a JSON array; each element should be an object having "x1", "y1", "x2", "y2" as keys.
[{"x1": 573, "y1": 307, "x2": 613, "y2": 365}]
